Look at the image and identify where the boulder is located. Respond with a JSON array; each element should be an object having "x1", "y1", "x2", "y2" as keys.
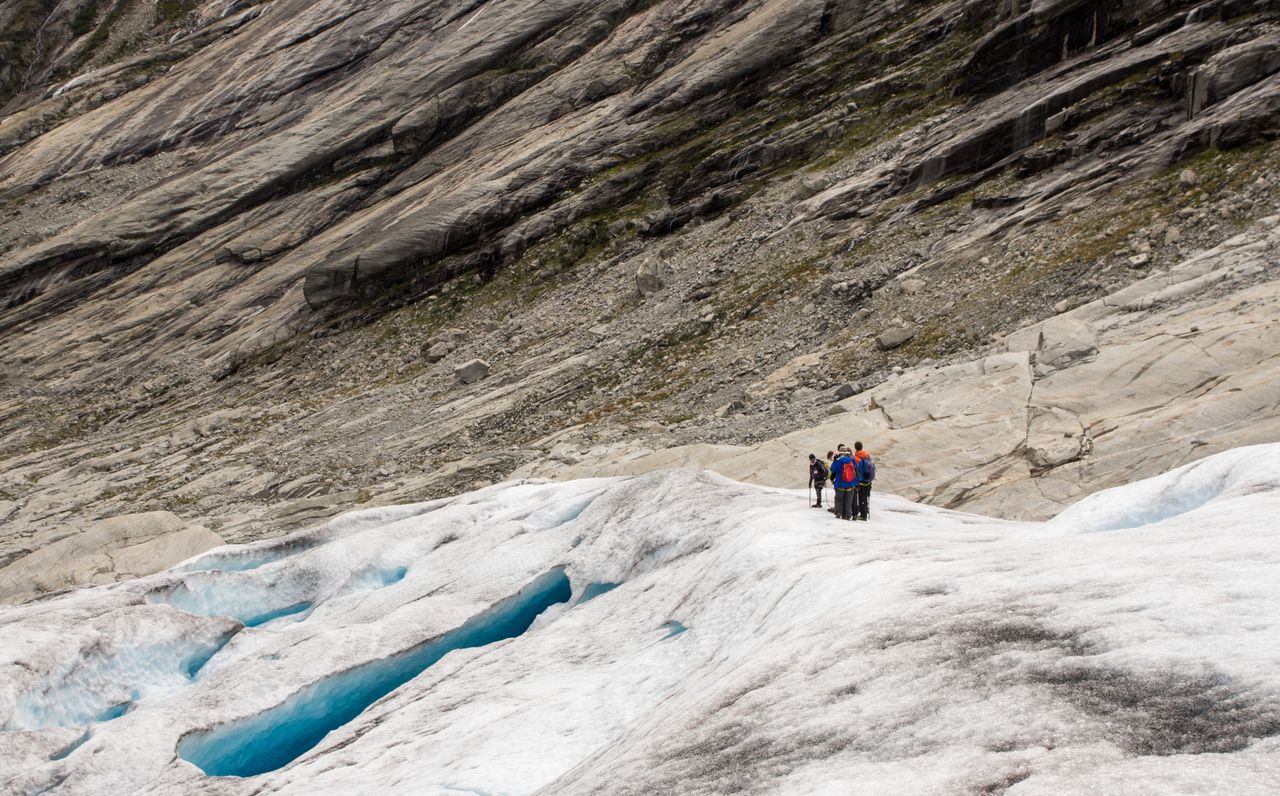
[
  {"x1": 898, "y1": 277, "x2": 927, "y2": 295},
  {"x1": 636, "y1": 261, "x2": 665, "y2": 296},
  {"x1": 876, "y1": 327, "x2": 917, "y2": 351},
  {"x1": 1053, "y1": 296, "x2": 1085, "y2": 314},
  {"x1": 1025, "y1": 406, "x2": 1084, "y2": 470},
  {"x1": 790, "y1": 386, "x2": 818, "y2": 403},
  {"x1": 1035, "y1": 318, "x2": 1099, "y2": 375},
  {"x1": 834, "y1": 382, "x2": 858, "y2": 400},
  {"x1": 1044, "y1": 108, "x2": 1070, "y2": 135},
  {"x1": 796, "y1": 173, "x2": 834, "y2": 199},
  {"x1": 455, "y1": 359, "x2": 491, "y2": 384},
  {"x1": 715, "y1": 398, "x2": 747, "y2": 418},
  {"x1": 422, "y1": 341, "x2": 454, "y2": 363}
]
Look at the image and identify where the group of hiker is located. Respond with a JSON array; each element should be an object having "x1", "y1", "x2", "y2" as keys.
[{"x1": 807, "y1": 442, "x2": 876, "y2": 521}]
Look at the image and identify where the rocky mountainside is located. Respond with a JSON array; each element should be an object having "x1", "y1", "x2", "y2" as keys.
[{"x1": 1, "y1": 0, "x2": 1278, "y2": 599}]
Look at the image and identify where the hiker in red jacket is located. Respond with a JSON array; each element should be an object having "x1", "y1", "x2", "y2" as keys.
[{"x1": 853, "y1": 441, "x2": 875, "y2": 521}]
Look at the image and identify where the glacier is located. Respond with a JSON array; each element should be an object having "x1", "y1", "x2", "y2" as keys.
[{"x1": 1, "y1": 448, "x2": 1280, "y2": 794}]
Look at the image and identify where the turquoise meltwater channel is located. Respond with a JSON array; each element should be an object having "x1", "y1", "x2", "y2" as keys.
[{"x1": 179, "y1": 568, "x2": 572, "y2": 777}]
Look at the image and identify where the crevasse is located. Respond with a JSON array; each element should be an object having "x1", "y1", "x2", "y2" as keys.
[{"x1": 178, "y1": 568, "x2": 573, "y2": 777}]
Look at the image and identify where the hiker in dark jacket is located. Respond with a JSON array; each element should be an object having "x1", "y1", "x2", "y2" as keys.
[
  {"x1": 854, "y1": 441, "x2": 875, "y2": 520},
  {"x1": 808, "y1": 454, "x2": 828, "y2": 508},
  {"x1": 825, "y1": 450, "x2": 838, "y2": 514},
  {"x1": 830, "y1": 445, "x2": 859, "y2": 521}
]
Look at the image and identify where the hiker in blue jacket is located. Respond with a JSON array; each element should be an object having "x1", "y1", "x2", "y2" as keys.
[{"x1": 830, "y1": 445, "x2": 859, "y2": 521}]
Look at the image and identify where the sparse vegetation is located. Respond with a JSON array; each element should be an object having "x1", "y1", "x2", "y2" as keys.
[
  {"x1": 156, "y1": 0, "x2": 199, "y2": 23},
  {"x1": 70, "y1": 1, "x2": 100, "y2": 36}
]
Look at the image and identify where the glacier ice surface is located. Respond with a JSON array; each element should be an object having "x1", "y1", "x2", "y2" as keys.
[
  {"x1": 180, "y1": 537, "x2": 322, "y2": 573},
  {"x1": 3, "y1": 625, "x2": 239, "y2": 731},
  {"x1": 2, "y1": 450, "x2": 1280, "y2": 794}
]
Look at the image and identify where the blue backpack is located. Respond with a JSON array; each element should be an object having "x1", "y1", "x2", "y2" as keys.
[{"x1": 859, "y1": 456, "x2": 876, "y2": 483}]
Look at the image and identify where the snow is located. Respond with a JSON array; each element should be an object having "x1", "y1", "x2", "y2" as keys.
[{"x1": 2, "y1": 449, "x2": 1280, "y2": 794}]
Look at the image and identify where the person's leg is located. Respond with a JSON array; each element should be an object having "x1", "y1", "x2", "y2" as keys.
[
  {"x1": 850, "y1": 486, "x2": 861, "y2": 520},
  {"x1": 840, "y1": 488, "x2": 854, "y2": 520},
  {"x1": 859, "y1": 484, "x2": 871, "y2": 520},
  {"x1": 814, "y1": 486, "x2": 823, "y2": 507}
]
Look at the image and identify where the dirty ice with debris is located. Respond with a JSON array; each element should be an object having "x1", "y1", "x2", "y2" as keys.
[{"x1": 3, "y1": 447, "x2": 1280, "y2": 794}]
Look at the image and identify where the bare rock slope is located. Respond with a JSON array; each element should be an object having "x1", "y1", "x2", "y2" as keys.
[
  {"x1": 1, "y1": 0, "x2": 1279, "y2": 598},
  {"x1": 523, "y1": 214, "x2": 1280, "y2": 519}
]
